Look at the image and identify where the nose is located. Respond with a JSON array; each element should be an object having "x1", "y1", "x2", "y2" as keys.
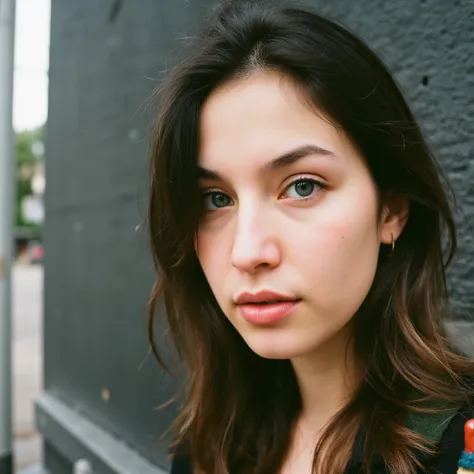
[{"x1": 231, "y1": 203, "x2": 281, "y2": 274}]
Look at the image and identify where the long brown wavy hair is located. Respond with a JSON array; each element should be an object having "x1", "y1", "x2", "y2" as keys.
[{"x1": 147, "y1": 1, "x2": 474, "y2": 472}]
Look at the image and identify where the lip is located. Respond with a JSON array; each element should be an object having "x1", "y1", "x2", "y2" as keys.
[
  {"x1": 235, "y1": 290, "x2": 301, "y2": 325},
  {"x1": 235, "y1": 290, "x2": 297, "y2": 305}
]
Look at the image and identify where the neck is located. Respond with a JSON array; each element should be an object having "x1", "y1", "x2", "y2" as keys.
[{"x1": 291, "y1": 326, "x2": 360, "y2": 434}]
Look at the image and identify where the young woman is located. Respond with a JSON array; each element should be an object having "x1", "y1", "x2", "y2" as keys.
[{"x1": 147, "y1": 1, "x2": 474, "y2": 473}]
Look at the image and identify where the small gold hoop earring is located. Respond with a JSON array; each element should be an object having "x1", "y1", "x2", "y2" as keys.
[{"x1": 391, "y1": 234, "x2": 395, "y2": 253}]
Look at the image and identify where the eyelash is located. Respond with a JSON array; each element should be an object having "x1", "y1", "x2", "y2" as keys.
[
  {"x1": 201, "y1": 176, "x2": 326, "y2": 212},
  {"x1": 279, "y1": 177, "x2": 326, "y2": 201}
]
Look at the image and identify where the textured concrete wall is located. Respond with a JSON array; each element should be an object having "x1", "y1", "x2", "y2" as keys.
[{"x1": 303, "y1": 0, "x2": 474, "y2": 320}]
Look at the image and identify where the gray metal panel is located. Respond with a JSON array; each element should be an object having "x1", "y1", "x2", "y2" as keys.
[
  {"x1": 18, "y1": 466, "x2": 50, "y2": 474},
  {"x1": 36, "y1": 393, "x2": 167, "y2": 474},
  {"x1": 44, "y1": 1, "x2": 214, "y2": 471}
]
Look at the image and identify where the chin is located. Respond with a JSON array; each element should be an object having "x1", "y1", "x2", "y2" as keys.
[{"x1": 243, "y1": 332, "x2": 316, "y2": 360}]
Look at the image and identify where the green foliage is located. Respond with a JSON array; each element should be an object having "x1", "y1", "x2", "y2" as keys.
[
  {"x1": 17, "y1": 130, "x2": 39, "y2": 166},
  {"x1": 16, "y1": 125, "x2": 44, "y2": 228}
]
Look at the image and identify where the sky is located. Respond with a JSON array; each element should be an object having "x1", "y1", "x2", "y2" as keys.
[{"x1": 13, "y1": 0, "x2": 50, "y2": 132}]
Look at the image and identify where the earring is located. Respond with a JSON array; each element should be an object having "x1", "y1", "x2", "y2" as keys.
[{"x1": 391, "y1": 233, "x2": 395, "y2": 253}]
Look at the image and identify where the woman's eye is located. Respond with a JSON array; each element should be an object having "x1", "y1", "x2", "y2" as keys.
[
  {"x1": 203, "y1": 191, "x2": 233, "y2": 211},
  {"x1": 283, "y1": 179, "x2": 323, "y2": 199}
]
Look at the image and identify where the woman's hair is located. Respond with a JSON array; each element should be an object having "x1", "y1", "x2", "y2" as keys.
[{"x1": 147, "y1": 1, "x2": 474, "y2": 472}]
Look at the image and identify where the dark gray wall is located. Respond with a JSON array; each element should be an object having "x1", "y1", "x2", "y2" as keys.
[
  {"x1": 43, "y1": 1, "x2": 215, "y2": 472},
  {"x1": 42, "y1": 0, "x2": 473, "y2": 472}
]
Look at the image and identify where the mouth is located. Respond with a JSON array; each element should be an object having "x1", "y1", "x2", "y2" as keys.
[
  {"x1": 235, "y1": 290, "x2": 299, "y2": 305},
  {"x1": 235, "y1": 291, "x2": 301, "y2": 324},
  {"x1": 243, "y1": 299, "x2": 301, "y2": 306}
]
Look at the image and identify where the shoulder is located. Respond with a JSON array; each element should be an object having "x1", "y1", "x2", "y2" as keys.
[
  {"x1": 170, "y1": 442, "x2": 193, "y2": 474},
  {"x1": 170, "y1": 454, "x2": 192, "y2": 474},
  {"x1": 422, "y1": 399, "x2": 474, "y2": 473},
  {"x1": 168, "y1": 399, "x2": 474, "y2": 474}
]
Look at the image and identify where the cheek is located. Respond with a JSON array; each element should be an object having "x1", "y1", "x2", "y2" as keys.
[
  {"x1": 322, "y1": 205, "x2": 379, "y2": 258},
  {"x1": 195, "y1": 230, "x2": 227, "y2": 298},
  {"x1": 288, "y1": 186, "x2": 380, "y2": 303},
  {"x1": 293, "y1": 185, "x2": 379, "y2": 251},
  {"x1": 309, "y1": 219, "x2": 379, "y2": 279}
]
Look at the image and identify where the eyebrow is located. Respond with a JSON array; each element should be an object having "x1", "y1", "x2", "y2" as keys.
[{"x1": 197, "y1": 144, "x2": 335, "y2": 180}]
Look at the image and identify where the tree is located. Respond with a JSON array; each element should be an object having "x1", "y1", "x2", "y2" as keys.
[{"x1": 15, "y1": 125, "x2": 45, "y2": 229}]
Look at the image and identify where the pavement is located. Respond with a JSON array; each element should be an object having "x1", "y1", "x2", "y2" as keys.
[{"x1": 12, "y1": 263, "x2": 43, "y2": 472}]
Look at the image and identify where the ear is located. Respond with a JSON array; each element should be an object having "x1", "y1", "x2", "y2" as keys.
[{"x1": 380, "y1": 195, "x2": 410, "y2": 245}]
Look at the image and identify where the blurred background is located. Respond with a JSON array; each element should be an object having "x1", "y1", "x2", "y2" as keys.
[
  {"x1": 1, "y1": 0, "x2": 473, "y2": 473},
  {"x1": 9, "y1": 0, "x2": 47, "y2": 472}
]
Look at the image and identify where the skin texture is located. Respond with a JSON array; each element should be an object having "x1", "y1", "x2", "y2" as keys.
[
  {"x1": 195, "y1": 72, "x2": 408, "y2": 471},
  {"x1": 197, "y1": 72, "x2": 405, "y2": 360}
]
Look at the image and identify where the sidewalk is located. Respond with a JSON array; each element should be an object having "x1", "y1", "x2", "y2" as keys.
[{"x1": 12, "y1": 264, "x2": 43, "y2": 472}]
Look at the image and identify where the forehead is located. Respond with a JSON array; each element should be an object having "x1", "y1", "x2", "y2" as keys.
[{"x1": 198, "y1": 72, "x2": 344, "y2": 171}]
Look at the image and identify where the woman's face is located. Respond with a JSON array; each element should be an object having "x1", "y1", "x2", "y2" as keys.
[{"x1": 196, "y1": 72, "x2": 399, "y2": 360}]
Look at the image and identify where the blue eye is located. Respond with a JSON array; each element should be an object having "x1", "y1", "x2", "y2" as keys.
[
  {"x1": 284, "y1": 179, "x2": 322, "y2": 199},
  {"x1": 203, "y1": 192, "x2": 233, "y2": 211}
]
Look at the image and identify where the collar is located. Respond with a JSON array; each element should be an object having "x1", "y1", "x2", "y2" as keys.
[{"x1": 346, "y1": 401, "x2": 463, "y2": 470}]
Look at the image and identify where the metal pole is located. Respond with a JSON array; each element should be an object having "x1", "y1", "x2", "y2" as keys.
[{"x1": 0, "y1": 0, "x2": 15, "y2": 472}]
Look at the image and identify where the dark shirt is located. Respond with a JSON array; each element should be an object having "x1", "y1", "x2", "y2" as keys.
[{"x1": 170, "y1": 401, "x2": 473, "y2": 473}]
